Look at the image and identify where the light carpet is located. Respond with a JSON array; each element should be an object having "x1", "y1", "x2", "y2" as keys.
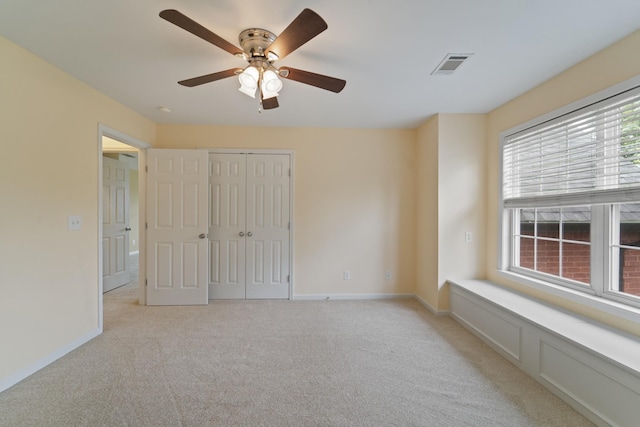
[{"x1": 0, "y1": 284, "x2": 592, "y2": 426}]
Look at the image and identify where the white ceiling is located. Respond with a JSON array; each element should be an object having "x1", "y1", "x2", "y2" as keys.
[{"x1": 1, "y1": 0, "x2": 639, "y2": 129}]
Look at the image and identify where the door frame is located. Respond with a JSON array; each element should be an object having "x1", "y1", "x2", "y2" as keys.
[
  {"x1": 98, "y1": 124, "x2": 150, "y2": 330},
  {"x1": 206, "y1": 148, "x2": 295, "y2": 299}
]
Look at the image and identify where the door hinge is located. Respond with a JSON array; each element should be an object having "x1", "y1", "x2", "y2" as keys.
[
  {"x1": 287, "y1": 275, "x2": 290, "y2": 283},
  {"x1": 145, "y1": 222, "x2": 148, "y2": 230},
  {"x1": 288, "y1": 168, "x2": 291, "y2": 177},
  {"x1": 288, "y1": 222, "x2": 290, "y2": 230},
  {"x1": 145, "y1": 165, "x2": 148, "y2": 173},
  {"x1": 145, "y1": 279, "x2": 148, "y2": 287}
]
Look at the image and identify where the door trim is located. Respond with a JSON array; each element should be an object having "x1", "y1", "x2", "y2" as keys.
[
  {"x1": 98, "y1": 124, "x2": 150, "y2": 330},
  {"x1": 207, "y1": 149, "x2": 295, "y2": 299}
]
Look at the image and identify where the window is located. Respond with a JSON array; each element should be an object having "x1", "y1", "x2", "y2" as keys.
[{"x1": 501, "y1": 83, "x2": 640, "y2": 309}]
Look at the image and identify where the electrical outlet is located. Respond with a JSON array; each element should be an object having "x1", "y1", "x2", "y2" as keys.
[
  {"x1": 465, "y1": 231, "x2": 472, "y2": 243},
  {"x1": 343, "y1": 270, "x2": 351, "y2": 280},
  {"x1": 385, "y1": 271, "x2": 392, "y2": 280}
]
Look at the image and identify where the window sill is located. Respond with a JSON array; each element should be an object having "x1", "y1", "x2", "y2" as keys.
[{"x1": 497, "y1": 269, "x2": 640, "y2": 326}]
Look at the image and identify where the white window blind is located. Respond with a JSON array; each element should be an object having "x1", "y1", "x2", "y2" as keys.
[{"x1": 503, "y1": 87, "x2": 640, "y2": 208}]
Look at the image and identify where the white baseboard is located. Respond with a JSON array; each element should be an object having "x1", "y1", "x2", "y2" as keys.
[
  {"x1": 414, "y1": 294, "x2": 450, "y2": 316},
  {"x1": 293, "y1": 293, "x2": 415, "y2": 301},
  {"x1": 0, "y1": 328, "x2": 101, "y2": 393}
]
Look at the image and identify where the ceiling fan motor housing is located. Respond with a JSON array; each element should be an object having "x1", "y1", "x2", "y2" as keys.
[{"x1": 239, "y1": 28, "x2": 277, "y2": 59}]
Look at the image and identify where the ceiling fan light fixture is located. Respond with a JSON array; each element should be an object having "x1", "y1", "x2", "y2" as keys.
[
  {"x1": 238, "y1": 66, "x2": 259, "y2": 87},
  {"x1": 238, "y1": 84, "x2": 257, "y2": 98},
  {"x1": 238, "y1": 66, "x2": 259, "y2": 98},
  {"x1": 261, "y1": 70, "x2": 283, "y2": 99}
]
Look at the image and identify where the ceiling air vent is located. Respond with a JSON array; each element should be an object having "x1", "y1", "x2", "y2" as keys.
[{"x1": 431, "y1": 53, "x2": 473, "y2": 75}]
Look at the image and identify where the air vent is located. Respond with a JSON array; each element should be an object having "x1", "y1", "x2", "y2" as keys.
[{"x1": 431, "y1": 53, "x2": 473, "y2": 75}]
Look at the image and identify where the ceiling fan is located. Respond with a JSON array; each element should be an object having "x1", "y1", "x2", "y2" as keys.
[{"x1": 159, "y1": 8, "x2": 346, "y2": 110}]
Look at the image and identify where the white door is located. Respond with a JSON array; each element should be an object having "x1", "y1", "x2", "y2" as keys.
[
  {"x1": 102, "y1": 157, "x2": 130, "y2": 292},
  {"x1": 146, "y1": 149, "x2": 209, "y2": 305},
  {"x1": 209, "y1": 153, "x2": 291, "y2": 299},
  {"x1": 209, "y1": 154, "x2": 247, "y2": 298},
  {"x1": 245, "y1": 154, "x2": 290, "y2": 299}
]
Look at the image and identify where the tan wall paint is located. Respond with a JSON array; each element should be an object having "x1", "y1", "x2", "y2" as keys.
[
  {"x1": 486, "y1": 30, "x2": 640, "y2": 334},
  {"x1": 415, "y1": 115, "x2": 486, "y2": 311},
  {"x1": 437, "y1": 114, "x2": 487, "y2": 310},
  {"x1": 0, "y1": 36, "x2": 155, "y2": 382},
  {"x1": 416, "y1": 116, "x2": 439, "y2": 308},
  {"x1": 156, "y1": 125, "x2": 417, "y2": 296}
]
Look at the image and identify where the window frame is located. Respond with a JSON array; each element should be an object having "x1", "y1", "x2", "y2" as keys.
[
  {"x1": 498, "y1": 75, "x2": 640, "y2": 324},
  {"x1": 508, "y1": 206, "x2": 594, "y2": 293}
]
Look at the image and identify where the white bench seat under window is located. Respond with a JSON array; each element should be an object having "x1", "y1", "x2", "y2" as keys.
[{"x1": 448, "y1": 279, "x2": 640, "y2": 427}]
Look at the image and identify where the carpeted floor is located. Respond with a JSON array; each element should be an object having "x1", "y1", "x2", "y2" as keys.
[{"x1": 0, "y1": 273, "x2": 593, "y2": 426}]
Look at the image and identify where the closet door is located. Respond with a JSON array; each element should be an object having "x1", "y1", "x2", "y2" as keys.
[
  {"x1": 245, "y1": 154, "x2": 291, "y2": 299},
  {"x1": 208, "y1": 153, "x2": 291, "y2": 299},
  {"x1": 208, "y1": 154, "x2": 247, "y2": 299}
]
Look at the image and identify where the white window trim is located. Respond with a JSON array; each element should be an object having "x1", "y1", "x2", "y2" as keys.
[{"x1": 497, "y1": 75, "x2": 640, "y2": 325}]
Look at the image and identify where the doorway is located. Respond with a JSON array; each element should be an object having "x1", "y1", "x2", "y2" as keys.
[
  {"x1": 102, "y1": 151, "x2": 138, "y2": 292},
  {"x1": 98, "y1": 125, "x2": 150, "y2": 330}
]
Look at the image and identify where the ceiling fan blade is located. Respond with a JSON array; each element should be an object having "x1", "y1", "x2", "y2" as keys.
[
  {"x1": 265, "y1": 9, "x2": 327, "y2": 60},
  {"x1": 279, "y1": 67, "x2": 346, "y2": 93},
  {"x1": 262, "y1": 97, "x2": 279, "y2": 110},
  {"x1": 178, "y1": 68, "x2": 242, "y2": 87},
  {"x1": 159, "y1": 9, "x2": 243, "y2": 56}
]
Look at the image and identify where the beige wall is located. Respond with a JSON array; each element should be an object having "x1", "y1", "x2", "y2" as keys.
[
  {"x1": 437, "y1": 114, "x2": 487, "y2": 309},
  {"x1": 416, "y1": 116, "x2": 439, "y2": 308},
  {"x1": 416, "y1": 114, "x2": 487, "y2": 311},
  {"x1": 0, "y1": 36, "x2": 155, "y2": 383},
  {"x1": 156, "y1": 125, "x2": 417, "y2": 297},
  {"x1": 486, "y1": 29, "x2": 640, "y2": 335}
]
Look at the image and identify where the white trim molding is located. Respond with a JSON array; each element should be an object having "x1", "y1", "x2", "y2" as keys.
[{"x1": 293, "y1": 293, "x2": 415, "y2": 301}]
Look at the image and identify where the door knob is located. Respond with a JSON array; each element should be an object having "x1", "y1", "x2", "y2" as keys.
[
  {"x1": 199, "y1": 233, "x2": 207, "y2": 239},
  {"x1": 247, "y1": 231, "x2": 253, "y2": 237},
  {"x1": 125, "y1": 227, "x2": 132, "y2": 231},
  {"x1": 239, "y1": 231, "x2": 245, "y2": 237}
]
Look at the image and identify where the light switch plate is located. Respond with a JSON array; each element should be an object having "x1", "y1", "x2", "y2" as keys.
[{"x1": 68, "y1": 215, "x2": 82, "y2": 230}]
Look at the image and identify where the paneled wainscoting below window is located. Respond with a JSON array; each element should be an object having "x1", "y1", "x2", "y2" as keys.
[{"x1": 449, "y1": 279, "x2": 640, "y2": 427}]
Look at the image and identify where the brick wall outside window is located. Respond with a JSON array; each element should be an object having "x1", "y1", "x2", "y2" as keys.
[{"x1": 519, "y1": 223, "x2": 640, "y2": 297}]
